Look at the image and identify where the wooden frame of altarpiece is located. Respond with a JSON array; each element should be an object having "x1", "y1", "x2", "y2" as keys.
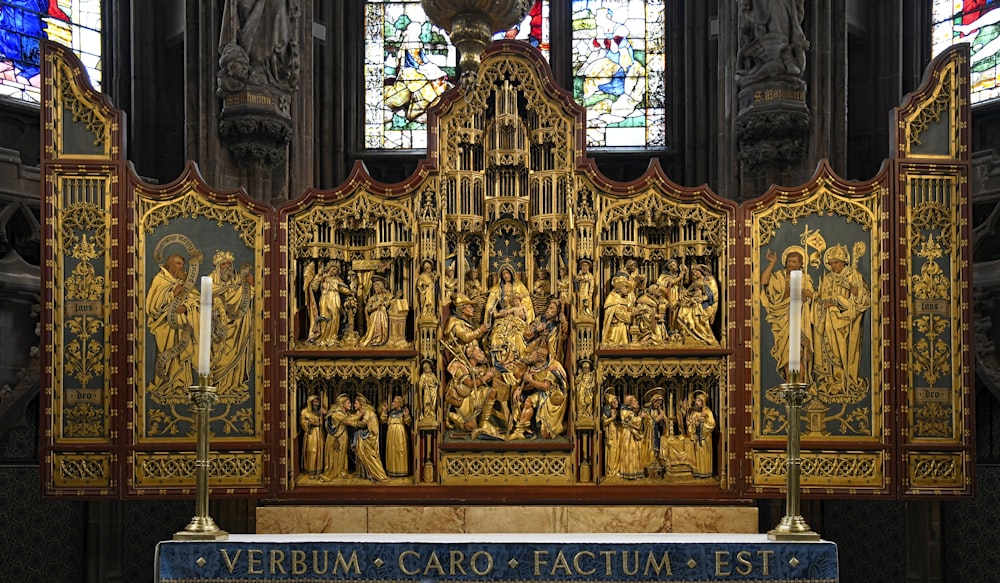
[{"x1": 39, "y1": 40, "x2": 973, "y2": 502}]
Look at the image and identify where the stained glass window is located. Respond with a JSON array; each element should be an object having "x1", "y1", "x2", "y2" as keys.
[
  {"x1": 493, "y1": 0, "x2": 551, "y2": 62},
  {"x1": 0, "y1": 0, "x2": 101, "y2": 103},
  {"x1": 932, "y1": 0, "x2": 1000, "y2": 103},
  {"x1": 364, "y1": 0, "x2": 457, "y2": 149},
  {"x1": 572, "y1": 0, "x2": 665, "y2": 148}
]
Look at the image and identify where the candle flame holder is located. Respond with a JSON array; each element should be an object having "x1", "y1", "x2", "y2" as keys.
[
  {"x1": 174, "y1": 374, "x2": 229, "y2": 541},
  {"x1": 768, "y1": 371, "x2": 820, "y2": 542}
]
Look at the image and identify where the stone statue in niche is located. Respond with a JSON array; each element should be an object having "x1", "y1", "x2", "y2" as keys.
[{"x1": 736, "y1": 0, "x2": 808, "y2": 87}]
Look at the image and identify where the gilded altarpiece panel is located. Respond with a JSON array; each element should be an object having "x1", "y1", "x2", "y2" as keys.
[
  {"x1": 38, "y1": 40, "x2": 974, "y2": 501},
  {"x1": 40, "y1": 42, "x2": 123, "y2": 495},
  {"x1": 131, "y1": 170, "x2": 272, "y2": 494},
  {"x1": 892, "y1": 45, "x2": 973, "y2": 496},
  {"x1": 744, "y1": 165, "x2": 891, "y2": 494}
]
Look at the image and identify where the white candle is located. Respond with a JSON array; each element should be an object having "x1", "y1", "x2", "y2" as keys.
[
  {"x1": 788, "y1": 270, "x2": 802, "y2": 374},
  {"x1": 199, "y1": 276, "x2": 212, "y2": 377}
]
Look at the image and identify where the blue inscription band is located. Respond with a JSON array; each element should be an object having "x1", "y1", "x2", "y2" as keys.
[{"x1": 156, "y1": 533, "x2": 839, "y2": 582}]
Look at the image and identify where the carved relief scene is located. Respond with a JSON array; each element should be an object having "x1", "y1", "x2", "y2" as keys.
[{"x1": 280, "y1": 44, "x2": 735, "y2": 488}]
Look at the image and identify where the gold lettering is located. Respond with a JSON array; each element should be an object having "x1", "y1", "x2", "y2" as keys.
[
  {"x1": 758, "y1": 550, "x2": 774, "y2": 576},
  {"x1": 290, "y1": 550, "x2": 307, "y2": 575},
  {"x1": 312, "y1": 550, "x2": 328, "y2": 574},
  {"x1": 399, "y1": 551, "x2": 420, "y2": 576},
  {"x1": 621, "y1": 551, "x2": 639, "y2": 576},
  {"x1": 269, "y1": 549, "x2": 286, "y2": 575},
  {"x1": 736, "y1": 550, "x2": 753, "y2": 576},
  {"x1": 551, "y1": 551, "x2": 573, "y2": 575},
  {"x1": 573, "y1": 551, "x2": 596, "y2": 575},
  {"x1": 600, "y1": 550, "x2": 615, "y2": 575},
  {"x1": 334, "y1": 551, "x2": 360, "y2": 575},
  {"x1": 449, "y1": 550, "x2": 467, "y2": 575},
  {"x1": 644, "y1": 551, "x2": 673, "y2": 576},
  {"x1": 715, "y1": 551, "x2": 731, "y2": 576},
  {"x1": 470, "y1": 551, "x2": 493, "y2": 576},
  {"x1": 424, "y1": 551, "x2": 445, "y2": 576},
  {"x1": 247, "y1": 549, "x2": 263, "y2": 575},
  {"x1": 219, "y1": 549, "x2": 240, "y2": 574},
  {"x1": 534, "y1": 551, "x2": 549, "y2": 576}
]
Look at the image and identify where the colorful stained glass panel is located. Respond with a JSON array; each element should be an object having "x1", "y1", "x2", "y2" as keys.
[
  {"x1": 0, "y1": 0, "x2": 101, "y2": 102},
  {"x1": 571, "y1": 0, "x2": 666, "y2": 148},
  {"x1": 493, "y1": 0, "x2": 551, "y2": 62},
  {"x1": 932, "y1": 0, "x2": 1000, "y2": 103},
  {"x1": 364, "y1": 0, "x2": 457, "y2": 150}
]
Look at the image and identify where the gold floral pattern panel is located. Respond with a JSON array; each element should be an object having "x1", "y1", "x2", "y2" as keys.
[
  {"x1": 131, "y1": 168, "x2": 272, "y2": 494},
  {"x1": 892, "y1": 44, "x2": 973, "y2": 497},
  {"x1": 897, "y1": 168, "x2": 973, "y2": 495},
  {"x1": 744, "y1": 164, "x2": 891, "y2": 495},
  {"x1": 40, "y1": 42, "x2": 123, "y2": 496}
]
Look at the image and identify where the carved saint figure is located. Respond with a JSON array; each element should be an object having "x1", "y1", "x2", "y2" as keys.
[
  {"x1": 510, "y1": 347, "x2": 568, "y2": 440},
  {"x1": 418, "y1": 360, "x2": 439, "y2": 423},
  {"x1": 575, "y1": 258, "x2": 597, "y2": 317},
  {"x1": 601, "y1": 272, "x2": 634, "y2": 347},
  {"x1": 416, "y1": 259, "x2": 438, "y2": 318},
  {"x1": 321, "y1": 394, "x2": 352, "y2": 481},
  {"x1": 348, "y1": 394, "x2": 388, "y2": 482},
  {"x1": 218, "y1": 0, "x2": 300, "y2": 93},
  {"x1": 618, "y1": 394, "x2": 646, "y2": 480},
  {"x1": 761, "y1": 246, "x2": 815, "y2": 381},
  {"x1": 676, "y1": 264, "x2": 720, "y2": 346},
  {"x1": 484, "y1": 265, "x2": 533, "y2": 369},
  {"x1": 380, "y1": 395, "x2": 412, "y2": 477},
  {"x1": 444, "y1": 343, "x2": 502, "y2": 438},
  {"x1": 736, "y1": 0, "x2": 808, "y2": 86},
  {"x1": 299, "y1": 395, "x2": 324, "y2": 478},
  {"x1": 602, "y1": 390, "x2": 622, "y2": 478},
  {"x1": 443, "y1": 264, "x2": 458, "y2": 304},
  {"x1": 812, "y1": 244, "x2": 870, "y2": 398},
  {"x1": 360, "y1": 276, "x2": 393, "y2": 346},
  {"x1": 656, "y1": 258, "x2": 688, "y2": 333},
  {"x1": 310, "y1": 262, "x2": 353, "y2": 345},
  {"x1": 575, "y1": 360, "x2": 597, "y2": 422},
  {"x1": 684, "y1": 390, "x2": 716, "y2": 478}
]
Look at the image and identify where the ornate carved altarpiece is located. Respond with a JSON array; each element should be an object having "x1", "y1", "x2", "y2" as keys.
[{"x1": 39, "y1": 41, "x2": 973, "y2": 502}]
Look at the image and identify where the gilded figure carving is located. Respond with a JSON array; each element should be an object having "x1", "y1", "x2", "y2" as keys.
[
  {"x1": 320, "y1": 394, "x2": 351, "y2": 481},
  {"x1": 379, "y1": 395, "x2": 412, "y2": 477},
  {"x1": 348, "y1": 394, "x2": 389, "y2": 482},
  {"x1": 601, "y1": 272, "x2": 634, "y2": 347},
  {"x1": 418, "y1": 360, "x2": 439, "y2": 426},
  {"x1": 360, "y1": 276, "x2": 393, "y2": 347},
  {"x1": 575, "y1": 360, "x2": 596, "y2": 424},
  {"x1": 299, "y1": 395, "x2": 324, "y2": 478},
  {"x1": 307, "y1": 262, "x2": 354, "y2": 346},
  {"x1": 575, "y1": 258, "x2": 597, "y2": 318},
  {"x1": 416, "y1": 259, "x2": 439, "y2": 319}
]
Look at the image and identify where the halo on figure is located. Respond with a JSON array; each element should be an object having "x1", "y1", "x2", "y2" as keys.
[
  {"x1": 372, "y1": 275, "x2": 388, "y2": 288},
  {"x1": 823, "y1": 244, "x2": 850, "y2": 268},
  {"x1": 604, "y1": 386, "x2": 618, "y2": 404},
  {"x1": 644, "y1": 386, "x2": 666, "y2": 405},
  {"x1": 421, "y1": 259, "x2": 434, "y2": 270},
  {"x1": 578, "y1": 257, "x2": 593, "y2": 267},
  {"x1": 781, "y1": 245, "x2": 807, "y2": 266},
  {"x1": 692, "y1": 390, "x2": 710, "y2": 404},
  {"x1": 335, "y1": 393, "x2": 351, "y2": 405}
]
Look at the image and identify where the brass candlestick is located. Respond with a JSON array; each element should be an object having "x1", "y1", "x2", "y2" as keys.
[
  {"x1": 174, "y1": 375, "x2": 229, "y2": 541},
  {"x1": 768, "y1": 372, "x2": 820, "y2": 541}
]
